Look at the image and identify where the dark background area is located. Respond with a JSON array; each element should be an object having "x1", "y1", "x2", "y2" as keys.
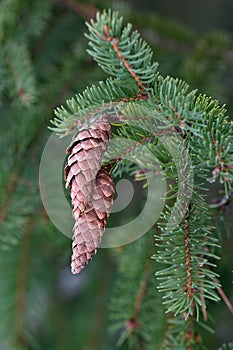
[{"x1": 127, "y1": 0, "x2": 233, "y2": 34}]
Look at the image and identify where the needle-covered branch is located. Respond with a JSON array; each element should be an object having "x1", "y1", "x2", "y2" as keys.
[{"x1": 49, "y1": 10, "x2": 233, "y2": 349}]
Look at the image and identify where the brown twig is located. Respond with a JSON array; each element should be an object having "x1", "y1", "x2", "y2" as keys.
[
  {"x1": 210, "y1": 129, "x2": 233, "y2": 183},
  {"x1": 54, "y1": 0, "x2": 97, "y2": 20},
  {"x1": 14, "y1": 217, "x2": 33, "y2": 346},
  {"x1": 183, "y1": 211, "x2": 194, "y2": 302},
  {"x1": 133, "y1": 257, "x2": 152, "y2": 321},
  {"x1": 200, "y1": 281, "x2": 208, "y2": 321},
  {"x1": 97, "y1": 25, "x2": 147, "y2": 94},
  {"x1": 58, "y1": 0, "x2": 97, "y2": 20},
  {"x1": 216, "y1": 285, "x2": 233, "y2": 314},
  {"x1": 124, "y1": 253, "x2": 153, "y2": 333},
  {"x1": 5, "y1": 52, "x2": 32, "y2": 106},
  {"x1": 197, "y1": 211, "x2": 233, "y2": 319},
  {"x1": 0, "y1": 172, "x2": 18, "y2": 228},
  {"x1": 209, "y1": 187, "x2": 233, "y2": 209}
]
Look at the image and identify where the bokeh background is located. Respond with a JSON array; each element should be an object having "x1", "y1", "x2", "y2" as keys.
[
  {"x1": 128, "y1": 0, "x2": 233, "y2": 34},
  {"x1": 0, "y1": 0, "x2": 232, "y2": 349}
]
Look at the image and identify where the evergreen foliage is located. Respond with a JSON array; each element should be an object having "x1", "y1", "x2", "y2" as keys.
[
  {"x1": 108, "y1": 233, "x2": 166, "y2": 350},
  {"x1": 0, "y1": 2, "x2": 232, "y2": 350}
]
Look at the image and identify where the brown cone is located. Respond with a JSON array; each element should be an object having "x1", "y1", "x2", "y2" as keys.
[
  {"x1": 71, "y1": 168, "x2": 114, "y2": 274},
  {"x1": 65, "y1": 118, "x2": 111, "y2": 216},
  {"x1": 64, "y1": 117, "x2": 115, "y2": 274}
]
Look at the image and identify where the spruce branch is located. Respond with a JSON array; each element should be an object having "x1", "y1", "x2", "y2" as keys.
[
  {"x1": 49, "y1": 9, "x2": 233, "y2": 349},
  {"x1": 51, "y1": 78, "x2": 140, "y2": 136},
  {"x1": 0, "y1": 3, "x2": 231, "y2": 349},
  {"x1": 0, "y1": 0, "x2": 52, "y2": 42},
  {"x1": 154, "y1": 191, "x2": 221, "y2": 319},
  {"x1": 109, "y1": 235, "x2": 166, "y2": 349},
  {"x1": 85, "y1": 10, "x2": 158, "y2": 94},
  {"x1": 4, "y1": 41, "x2": 37, "y2": 106},
  {"x1": 190, "y1": 95, "x2": 233, "y2": 191},
  {"x1": 0, "y1": 216, "x2": 36, "y2": 349},
  {"x1": 159, "y1": 313, "x2": 207, "y2": 350},
  {"x1": 0, "y1": 0, "x2": 52, "y2": 107},
  {"x1": 0, "y1": 175, "x2": 36, "y2": 250}
]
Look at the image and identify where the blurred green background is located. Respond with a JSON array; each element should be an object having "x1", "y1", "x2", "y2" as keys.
[
  {"x1": 0, "y1": 0, "x2": 232, "y2": 349},
  {"x1": 128, "y1": 0, "x2": 233, "y2": 34}
]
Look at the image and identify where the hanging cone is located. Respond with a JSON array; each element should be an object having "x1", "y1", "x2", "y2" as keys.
[
  {"x1": 64, "y1": 117, "x2": 115, "y2": 274},
  {"x1": 71, "y1": 168, "x2": 114, "y2": 274},
  {"x1": 65, "y1": 118, "x2": 111, "y2": 216}
]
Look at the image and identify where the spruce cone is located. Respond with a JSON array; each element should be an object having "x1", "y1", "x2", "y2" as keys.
[
  {"x1": 71, "y1": 168, "x2": 114, "y2": 274},
  {"x1": 65, "y1": 118, "x2": 111, "y2": 216},
  {"x1": 64, "y1": 117, "x2": 115, "y2": 274}
]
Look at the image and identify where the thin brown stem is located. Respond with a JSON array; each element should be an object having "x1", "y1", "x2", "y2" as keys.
[
  {"x1": 124, "y1": 253, "x2": 153, "y2": 333},
  {"x1": 216, "y1": 285, "x2": 233, "y2": 314},
  {"x1": 97, "y1": 25, "x2": 147, "y2": 94},
  {"x1": 183, "y1": 211, "x2": 193, "y2": 302},
  {"x1": 200, "y1": 282, "x2": 207, "y2": 321},
  {"x1": 209, "y1": 187, "x2": 233, "y2": 209},
  {"x1": 0, "y1": 172, "x2": 18, "y2": 228},
  {"x1": 5, "y1": 53, "x2": 32, "y2": 105},
  {"x1": 14, "y1": 217, "x2": 33, "y2": 346},
  {"x1": 210, "y1": 131, "x2": 233, "y2": 182},
  {"x1": 57, "y1": 0, "x2": 97, "y2": 20},
  {"x1": 132, "y1": 257, "x2": 152, "y2": 321}
]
